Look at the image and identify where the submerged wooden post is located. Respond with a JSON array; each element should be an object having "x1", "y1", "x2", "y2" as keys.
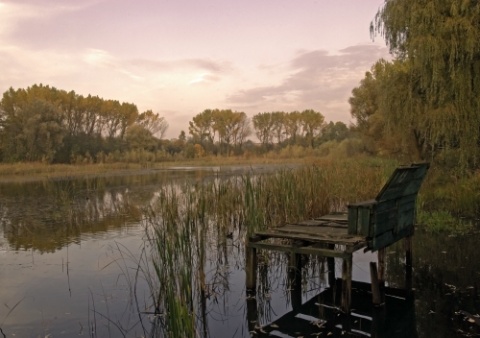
[
  {"x1": 288, "y1": 247, "x2": 303, "y2": 310},
  {"x1": 341, "y1": 254, "x2": 352, "y2": 313},
  {"x1": 327, "y1": 244, "x2": 336, "y2": 288},
  {"x1": 246, "y1": 291, "x2": 258, "y2": 332},
  {"x1": 377, "y1": 247, "x2": 386, "y2": 304},
  {"x1": 405, "y1": 236, "x2": 413, "y2": 297},
  {"x1": 370, "y1": 262, "x2": 382, "y2": 306},
  {"x1": 246, "y1": 236, "x2": 259, "y2": 291}
]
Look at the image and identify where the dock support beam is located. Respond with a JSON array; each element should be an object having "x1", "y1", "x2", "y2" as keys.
[
  {"x1": 246, "y1": 236, "x2": 260, "y2": 292},
  {"x1": 341, "y1": 254, "x2": 352, "y2": 313},
  {"x1": 370, "y1": 262, "x2": 382, "y2": 306},
  {"x1": 405, "y1": 236, "x2": 413, "y2": 297},
  {"x1": 288, "y1": 252, "x2": 303, "y2": 310},
  {"x1": 377, "y1": 247, "x2": 386, "y2": 304}
]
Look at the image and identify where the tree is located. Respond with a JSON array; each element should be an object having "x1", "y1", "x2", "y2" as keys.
[
  {"x1": 372, "y1": 0, "x2": 480, "y2": 167},
  {"x1": 319, "y1": 121, "x2": 350, "y2": 143},
  {"x1": 0, "y1": 84, "x2": 161, "y2": 163},
  {"x1": 300, "y1": 109, "x2": 325, "y2": 148},
  {"x1": 137, "y1": 110, "x2": 168, "y2": 139},
  {"x1": 0, "y1": 98, "x2": 65, "y2": 162},
  {"x1": 125, "y1": 124, "x2": 157, "y2": 151},
  {"x1": 271, "y1": 112, "x2": 286, "y2": 144},
  {"x1": 349, "y1": 59, "x2": 424, "y2": 158},
  {"x1": 284, "y1": 111, "x2": 302, "y2": 145},
  {"x1": 211, "y1": 109, "x2": 250, "y2": 155},
  {"x1": 189, "y1": 109, "x2": 215, "y2": 144},
  {"x1": 252, "y1": 112, "x2": 274, "y2": 149}
]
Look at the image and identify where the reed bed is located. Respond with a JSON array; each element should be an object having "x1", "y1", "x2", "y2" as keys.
[{"x1": 139, "y1": 160, "x2": 396, "y2": 336}]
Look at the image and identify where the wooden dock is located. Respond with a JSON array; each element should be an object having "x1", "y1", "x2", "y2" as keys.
[
  {"x1": 246, "y1": 163, "x2": 429, "y2": 315},
  {"x1": 246, "y1": 280, "x2": 416, "y2": 337}
]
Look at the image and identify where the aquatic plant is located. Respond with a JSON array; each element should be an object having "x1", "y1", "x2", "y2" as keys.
[{"x1": 139, "y1": 160, "x2": 398, "y2": 336}]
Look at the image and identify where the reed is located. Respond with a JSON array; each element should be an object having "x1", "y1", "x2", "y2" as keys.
[{"x1": 140, "y1": 159, "x2": 398, "y2": 336}]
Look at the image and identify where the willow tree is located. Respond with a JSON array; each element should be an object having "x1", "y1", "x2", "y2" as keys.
[
  {"x1": 350, "y1": 59, "x2": 422, "y2": 158},
  {"x1": 372, "y1": 0, "x2": 480, "y2": 167}
]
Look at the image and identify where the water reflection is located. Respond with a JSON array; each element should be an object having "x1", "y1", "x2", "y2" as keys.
[{"x1": 0, "y1": 167, "x2": 479, "y2": 337}]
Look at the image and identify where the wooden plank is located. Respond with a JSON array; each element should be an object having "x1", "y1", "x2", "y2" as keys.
[
  {"x1": 376, "y1": 164, "x2": 428, "y2": 202},
  {"x1": 347, "y1": 201, "x2": 375, "y2": 236},
  {"x1": 248, "y1": 241, "x2": 351, "y2": 258},
  {"x1": 347, "y1": 206, "x2": 358, "y2": 234},
  {"x1": 273, "y1": 224, "x2": 365, "y2": 240},
  {"x1": 297, "y1": 219, "x2": 328, "y2": 226},
  {"x1": 316, "y1": 213, "x2": 348, "y2": 222},
  {"x1": 254, "y1": 231, "x2": 365, "y2": 246},
  {"x1": 370, "y1": 225, "x2": 414, "y2": 251},
  {"x1": 371, "y1": 231, "x2": 395, "y2": 251}
]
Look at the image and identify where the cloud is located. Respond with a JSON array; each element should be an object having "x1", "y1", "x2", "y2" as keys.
[
  {"x1": 127, "y1": 58, "x2": 231, "y2": 74},
  {"x1": 226, "y1": 44, "x2": 389, "y2": 120},
  {"x1": 189, "y1": 73, "x2": 220, "y2": 85}
]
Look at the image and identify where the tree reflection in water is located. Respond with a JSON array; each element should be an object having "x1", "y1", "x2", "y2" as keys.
[{"x1": 0, "y1": 167, "x2": 479, "y2": 337}]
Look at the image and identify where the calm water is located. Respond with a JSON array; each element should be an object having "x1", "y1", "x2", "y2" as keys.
[{"x1": 0, "y1": 166, "x2": 478, "y2": 337}]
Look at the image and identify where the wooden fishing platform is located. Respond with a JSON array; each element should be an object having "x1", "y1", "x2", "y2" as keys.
[
  {"x1": 246, "y1": 163, "x2": 429, "y2": 314},
  {"x1": 247, "y1": 280, "x2": 417, "y2": 337}
]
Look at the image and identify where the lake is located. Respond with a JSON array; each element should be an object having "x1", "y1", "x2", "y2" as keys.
[{"x1": 0, "y1": 166, "x2": 478, "y2": 337}]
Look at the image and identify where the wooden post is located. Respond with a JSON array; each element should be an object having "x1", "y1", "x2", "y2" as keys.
[
  {"x1": 377, "y1": 247, "x2": 386, "y2": 304},
  {"x1": 246, "y1": 237, "x2": 258, "y2": 292},
  {"x1": 341, "y1": 254, "x2": 352, "y2": 313},
  {"x1": 327, "y1": 244, "x2": 336, "y2": 288},
  {"x1": 246, "y1": 291, "x2": 258, "y2": 332},
  {"x1": 288, "y1": 251, "x2": 302, "y2": 311},
  {"x1": 370, "y1": 262, "x2": 382, "y2": 306},
  {"x1": 405, "y1": 236, "x2": 413, "y2": 298}
]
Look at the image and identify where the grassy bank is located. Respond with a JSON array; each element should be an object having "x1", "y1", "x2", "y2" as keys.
[
  {"x1": 0, "y1": 156, "x2": 310, "y2": 181},
  {"x1": 2, "y1": 156, "x2": 478, "y2": 232}
]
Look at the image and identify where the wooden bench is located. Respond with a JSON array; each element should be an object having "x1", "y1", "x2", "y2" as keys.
[
  {"x1": 246, "y1": 163, "x2": 429, "y2": 314},
  {"x1": 348, "y1": 162, "x2": 429, "y2": 251}
]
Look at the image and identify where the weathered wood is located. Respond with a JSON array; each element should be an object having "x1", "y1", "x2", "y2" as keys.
[
  {"x1": 371, "y1": 225, "x2": 414, "y2": 251},
  {"x1": 255, "y1": 226, "x2": 366, "y2": 246},
  {"x1": 246, "y1": 163, "x2": 428, "y2": 317},
  {"x1": 315, "y1": 213, "x2": 348, "y2": 223},
  {"x1": 289, "y1": 253, "x2": 303, "y2": 310},
  {"x1": 341, "y1": 255, "x2": 353, "y2": 313},
  {"x1": 377, "y1": 248, "x2": 386, "y2": 304},
  {"x1": 348, "y1": 163, "x2": 429, "y2": 251},
  {"x1": 405, "y1": 236, "x2": 413, "y2": 296},
  {"x1": 246, "y1": 237, "x2": 260, "y2": 291},
  {"x1": 348, "y1": 200, "x2": 375, "y2": 236},
  {"x1": 370, "y1": 262, "x2": 382, "y2": 306},
  {"x1": 248, "y1": 241, "x2": 351, "y2": 259}
]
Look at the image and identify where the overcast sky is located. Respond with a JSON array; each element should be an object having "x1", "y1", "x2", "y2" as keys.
[{"x1": 0, "y1": 0, "x2": 390, "y2": 138}]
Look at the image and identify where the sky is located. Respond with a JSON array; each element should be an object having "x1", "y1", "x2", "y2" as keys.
[{"x1": 0, "y1": 0, "x2": 390, "y2": 139}]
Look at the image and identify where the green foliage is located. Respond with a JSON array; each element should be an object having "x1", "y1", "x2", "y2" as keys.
[
  {"x1": 252, "y1": 110, "x2": 327, "y2": 151},
  {"x1": 0, "y1": 84, "x2": 173, "y2": 164},
  {"x1": 1, "y1": 97, "x2": 65, "y2": 162},
  {"x1": 419, "y1": 165, "x2": 480, "y2": 219},
  {"x1": 189, "y1": 109, "x2": 251, "y2": 156},
  {"x1": 349, "y1": 59, "x2": 422, "y2": 161},
  {"x1": 137, "y1": 109, "x2": 168, "y2": 138},
  {"x1": 416, "y1": 210, "x2": 474, "y2": 235},
  {"x1": 369, "y1": 0, "x2": 480, "y2": 168}
]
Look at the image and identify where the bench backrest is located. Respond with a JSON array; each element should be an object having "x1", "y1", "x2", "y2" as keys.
[{"x1": 347, "y1": 163, "x2": 429, "y2": 251}]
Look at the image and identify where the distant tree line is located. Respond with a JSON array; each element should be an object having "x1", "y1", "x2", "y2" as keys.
[
  {"x1": 0, "y1": 84, "x2": 352, "y2": 163},
  {"x1": 0, "y1": 84, "x2": 167, "y2": 163},
  {"x1": 187, "y1": 109, "x2": 349, "y2": 157}
]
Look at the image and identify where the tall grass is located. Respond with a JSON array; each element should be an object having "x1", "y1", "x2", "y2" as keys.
[{"x1": 139, "y1": 159, "x2": 397, "y2": 336}]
